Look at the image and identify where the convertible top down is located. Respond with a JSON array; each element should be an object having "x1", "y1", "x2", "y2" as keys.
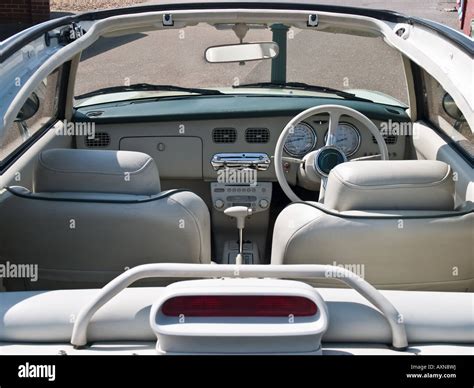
[{"x1": 0, "y1": 0, "x2": 472, "y2": 363}]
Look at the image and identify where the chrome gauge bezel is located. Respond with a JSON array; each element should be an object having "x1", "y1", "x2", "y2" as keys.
[
  {"x1": 283, "y1": 122, "x2": 318, "y2": 158},
  {"x1": 324, "y1": 122, "x2": 361, "y2": 157}
]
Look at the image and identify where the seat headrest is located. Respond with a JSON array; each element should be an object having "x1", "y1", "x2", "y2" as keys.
[
  {"x1": 324, "y1": 160, "x2": 454, "y2": 211},
  {"x1": 34, "y1": 149, "x2": 161, "y2": 195}
]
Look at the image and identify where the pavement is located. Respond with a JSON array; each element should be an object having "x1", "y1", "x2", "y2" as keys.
[{"x1": 142, "y1": 0, "x2": 460, "y2": 28}]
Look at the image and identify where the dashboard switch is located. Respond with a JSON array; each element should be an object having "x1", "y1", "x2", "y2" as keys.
[
  {"x1": 259, "y1": 199, "x2": 269, "y2": 209},
  {"x1": 157, "y1": 142, "x2": 166, "y2": 151},
  {"x1": 215, "y1": 199, "x2": 225, "y2": 209}
]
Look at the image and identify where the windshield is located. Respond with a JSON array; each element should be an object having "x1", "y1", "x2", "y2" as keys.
[{"x1": 75, "y1": 24, "x2": 408, "y2": 106}]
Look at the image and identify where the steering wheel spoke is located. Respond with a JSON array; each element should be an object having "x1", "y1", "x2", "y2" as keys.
[
  {"x1": 350, "y1": 153, "x2": 382, "y2": 161},
  {"x1": 318, "y1": 176, "x2": 328, "y2": 202},
  {"x1": 280, "y1": 156, "x2": 304, "y2": 164},
  {"x1": 325, "y1": 112, "x2": 341, "y2": 146}
]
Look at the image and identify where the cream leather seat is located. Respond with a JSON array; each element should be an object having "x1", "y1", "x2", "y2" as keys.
[
  {"x1": 0, "y1": 149, "x2": 211, "y2": 290},
  {"x1": 271, "y1": 160, "x2": 473, "y2": 291}
]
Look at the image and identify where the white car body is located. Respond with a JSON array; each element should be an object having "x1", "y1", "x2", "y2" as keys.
[{"x1": 0, "y1": 0, "x2": 472, "y2": 357}]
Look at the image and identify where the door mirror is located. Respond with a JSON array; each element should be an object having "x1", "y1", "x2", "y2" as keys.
[
  {"x1": 442, "y1": 93, "x2": 465, "y2": 121},
  {"x1": 205, "y1": 42, "x2": 279, "y2": 63},
  {"x1": 15, "y1": 92, "x2": 40, "y2": 122}
]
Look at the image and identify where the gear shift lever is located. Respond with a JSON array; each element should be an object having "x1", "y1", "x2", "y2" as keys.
[{"x1": 224, "y1": 206, "x2": 253, "y2": 265}]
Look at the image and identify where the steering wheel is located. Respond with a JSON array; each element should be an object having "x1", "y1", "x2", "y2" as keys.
[{"x1": 275, "y1": 105, "x2": 389, "y2": 202}]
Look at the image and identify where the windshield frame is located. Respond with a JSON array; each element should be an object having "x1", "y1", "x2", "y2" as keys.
[{"x1": 3, "y1": 3, "x2": 473, "y2": 140}]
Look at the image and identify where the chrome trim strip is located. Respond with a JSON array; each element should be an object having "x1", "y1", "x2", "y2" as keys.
[{"x1": 211, "y1": 152, "x2": 271, "y2": 171}]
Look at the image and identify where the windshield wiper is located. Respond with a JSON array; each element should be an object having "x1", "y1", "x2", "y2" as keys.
[
  {"x1": 75, "y1": 83, "x2": 225, "y2": 100},
  {"x1": 233, "y1": 82, "x2": 374, "y2": 103}
]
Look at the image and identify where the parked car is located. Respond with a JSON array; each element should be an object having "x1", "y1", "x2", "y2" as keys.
[{"x1": 0, "y1": 0, "x2": 472, "y2": 356}]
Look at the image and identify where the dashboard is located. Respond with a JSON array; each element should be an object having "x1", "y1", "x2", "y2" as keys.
[{"x1": 74, "y1": 95, "x2": 410, "y2": 184}]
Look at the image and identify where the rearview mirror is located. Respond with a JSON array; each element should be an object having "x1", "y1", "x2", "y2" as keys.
[
  {"x1": 205, "y1": 42, "x2": 279, "y2": 63},
  {"x1": 15, "y1": 92, "x2": 40, "y2": 122}
]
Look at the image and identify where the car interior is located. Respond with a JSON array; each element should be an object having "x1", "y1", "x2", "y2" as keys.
[{"x1": 0, "y1": 15, "x2": 472, "y2": 296}]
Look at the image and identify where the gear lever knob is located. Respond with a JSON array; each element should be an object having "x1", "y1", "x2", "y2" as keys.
[{"x1": 224, "y1": 206, "x2": 253, "y2": 230}]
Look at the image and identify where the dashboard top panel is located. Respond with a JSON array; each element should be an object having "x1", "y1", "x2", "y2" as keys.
[{"x1": 73, "y1": 95, "x2": 410, "y2": 124}]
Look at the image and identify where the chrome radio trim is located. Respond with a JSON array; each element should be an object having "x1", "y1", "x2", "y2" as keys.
[{"x1": 211, "y1": 153, "x2": 271, "y2": 171}]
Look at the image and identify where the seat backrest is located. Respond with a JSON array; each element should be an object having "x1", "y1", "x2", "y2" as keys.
[
  {"x1": 0, "y1": 149, "x2": 211, "y2": 290},
  {"x1": 271, "y1": 161, "x2": 473, "y2": 291},
  {"x1": 34, "y1": 148, "x2": 162, "y2": 195},
  {"x1": 324, "y1": 160, "x2": 455, "y2": 211}
]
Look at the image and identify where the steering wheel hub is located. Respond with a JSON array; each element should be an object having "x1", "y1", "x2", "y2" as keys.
[{"x1": 314, "y1": 146, "x2": 347, "y2": 177}]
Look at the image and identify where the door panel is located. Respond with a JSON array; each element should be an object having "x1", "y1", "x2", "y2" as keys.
[{"x1": 412, "y1": 122, "x2": 473, "y2": 206}]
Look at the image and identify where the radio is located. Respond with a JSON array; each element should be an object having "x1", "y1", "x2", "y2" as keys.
[{"x1": 211, "y1": 182, "x2": 272, "y2": 213}]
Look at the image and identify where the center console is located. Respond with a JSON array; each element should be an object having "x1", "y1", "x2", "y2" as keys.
[
  {"x1": 211, "y1": 182, "x2": 272, "y2": 264},
  {"x1": 209, "y1": 153, "x2": 273, "y2": 264}
]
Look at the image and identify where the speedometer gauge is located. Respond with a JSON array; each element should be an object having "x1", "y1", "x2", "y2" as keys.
[
  {"x1": 325, "y1": 122, "x2": 361, "y2": 157},
  {"x1": 284, "y1": 122, "x2": 317, "y2": 158}
]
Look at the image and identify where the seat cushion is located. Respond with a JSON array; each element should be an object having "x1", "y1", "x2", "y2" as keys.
[
  {"x1": 324, "y1": 160, "x2": 454, "y2": 211},
  {"x1": 34, "y1": 149, "x2": 161, "y2": 195}
]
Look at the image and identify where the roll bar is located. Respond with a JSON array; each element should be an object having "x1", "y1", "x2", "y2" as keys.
[{"x1": 71, "y1": 264, "x2": 408, "y2": 350}]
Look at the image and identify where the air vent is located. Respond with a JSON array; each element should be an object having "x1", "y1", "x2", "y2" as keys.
[
  {"x1": 372, "y1": 134, "x2": 398, "y2": 145},
  {"x1": 212, "y1": 128, "x2": 237, "y2": 143},
  {"x1": 85, "y1": 132, "x2": 110, "y2": 148},
  {"x1": 246, "y1": 128, "x2": 270, "y2": 143}
]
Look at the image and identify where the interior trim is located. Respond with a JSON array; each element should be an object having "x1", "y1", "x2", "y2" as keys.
[
  {"x1": 5, "y1": 187, "x2": 186, "y2": 204},
  {"x1": 410, "y1": 62, "x2": 473, "y2": 166},
  {"x1": 291, "y1": 200, "x2": 473, "y2": 220},
  {"x1": 421, "y1": 119, "x2": 474, "y2": 167}
]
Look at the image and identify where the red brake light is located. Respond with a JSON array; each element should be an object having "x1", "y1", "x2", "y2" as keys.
[{"x1": 161, "y1": 295, "x2": 317, "y2": 317}]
